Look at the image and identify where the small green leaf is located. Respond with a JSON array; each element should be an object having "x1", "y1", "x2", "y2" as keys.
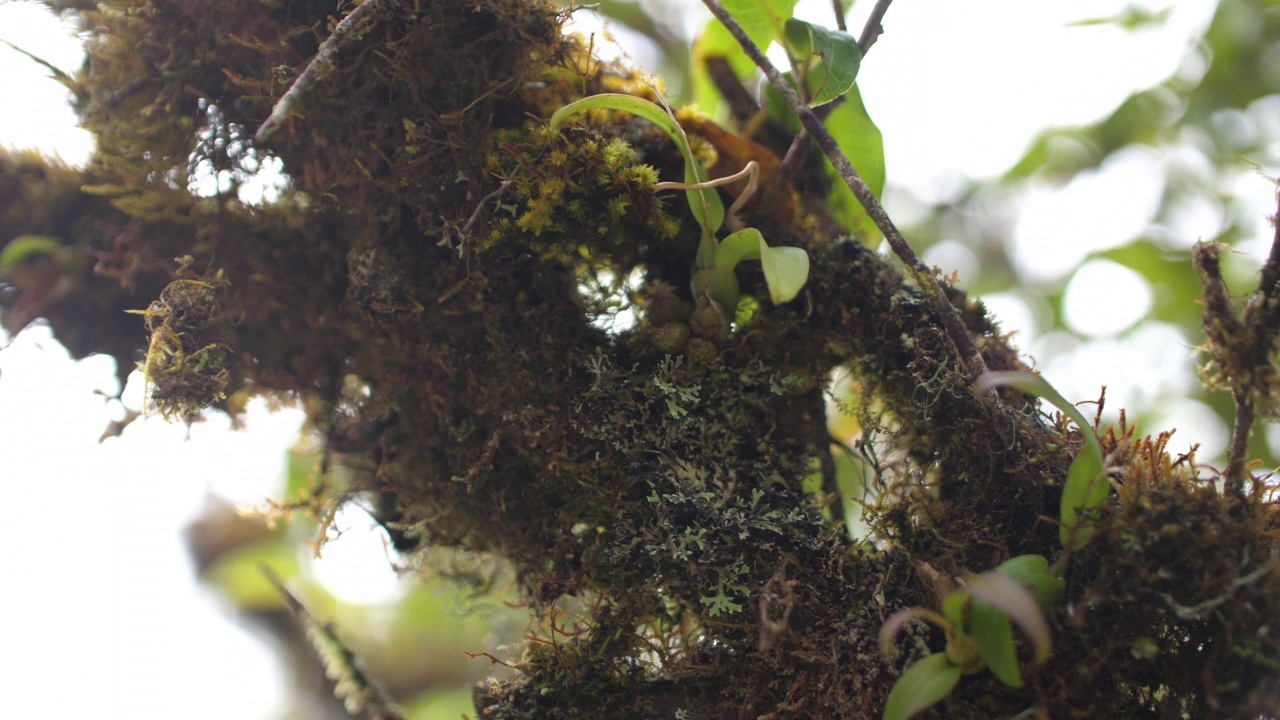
[
  {"x1": 0, "y1": 235, "x2": 61, "y2": 269},
  {"x1": 882, "y1": 653, "x2": 963, "y2": 720},
  {"x1": 549, "y1": 94, "x2": 724, "y2": 237},
  {"x1": 964, "y1": 572, "x2": 1053, "y2": 665},
  {"x1": 996, "y1": 554, "x2": 1066, "y2": 607},
  {"x1": 714, "y1": 228, "x2": 764, "y2": 268},
  {"x1": 758, "y1": 239, "x2": 809, "y2": 304},
  {"x1": 969, "y1": 599, "x2": 1022, "y2": 687},
  {"x1": 783, "y1": 19, "x2": 861, "y2": 106},
  {"x1": 1061, "y1": 447, "x2": 1108, "y2": 550}
]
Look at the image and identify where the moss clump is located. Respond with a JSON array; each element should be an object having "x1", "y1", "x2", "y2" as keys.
[{"x1": 132, "y1": 270, "x2": 231, "y2": 419}]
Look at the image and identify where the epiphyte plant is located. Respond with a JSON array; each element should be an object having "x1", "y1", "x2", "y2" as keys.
[{"x1": 548, "y1": 92, "x2": 809, "y2": 313}]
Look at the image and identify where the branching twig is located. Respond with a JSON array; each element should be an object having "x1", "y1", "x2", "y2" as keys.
[
  {"x1": 255, "y1": 0, "x2": 396, "y2": 143},
  {"x1": 702, "y1": 0, "x2": 986, "y2": 379}
]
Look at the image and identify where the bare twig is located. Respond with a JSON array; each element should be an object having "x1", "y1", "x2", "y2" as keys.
[
  {"x1": 831, "y1": 0, "x2": 848, "y2": 32},
  {"x1": 858, "y1": 0, "x2": 895, "y2": 55},
  {"x1": 702, "y1": 0, "x2": 986, "y2": 379},
  {"x1": 255, "y1": 0, "x2": 396, "y2": 143}
]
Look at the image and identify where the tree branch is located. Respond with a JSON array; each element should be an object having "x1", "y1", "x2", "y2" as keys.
[
  {"x1": 701, "y1": 0, "x2": 987, "y2": 379},
  {"x1": 255, "y1": 0, "x2": 397, "y2": 143}
]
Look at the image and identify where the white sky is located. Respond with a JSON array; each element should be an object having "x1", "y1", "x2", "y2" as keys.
[{"x1": 0, "y1": 0, "x2": 1268, "y2": 717}]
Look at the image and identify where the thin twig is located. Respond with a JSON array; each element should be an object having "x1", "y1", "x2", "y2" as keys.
[
  {"x1": 831, "y1": 0, "x2": 848, "y2": 32},
  {"x1": 858, "y1": 0, "x2": 895, "y2": 56},
  {"x1": 255, "y1": 0, "x2": 396, "y2": 143},
  {"x1": 701, "y1": 0, "x2": 986, "y2": 379}
]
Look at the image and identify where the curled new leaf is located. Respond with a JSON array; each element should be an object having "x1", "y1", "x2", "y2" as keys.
[{"x1": 783, "y1": 18, "x2": 861, "y2": 106}]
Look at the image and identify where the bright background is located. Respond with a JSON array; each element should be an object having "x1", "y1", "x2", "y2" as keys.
[{"x1": 1, "y1": 0, "x2": 1276, "y2": 717}]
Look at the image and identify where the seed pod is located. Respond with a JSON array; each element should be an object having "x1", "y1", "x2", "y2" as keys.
[
  {"x1": 689, "y1": 291, "x2": 731, "y2": 345},
  {"x1": 650, "y1": 321, "x2": 692, "y2": 354},
  {"x1": 684, "y1": 337, "x2": 719, "y2": 364}
]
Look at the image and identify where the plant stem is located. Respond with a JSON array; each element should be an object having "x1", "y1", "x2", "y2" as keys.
[{"x1": 701, "y1": 0, "x2": 986, "y2": 379}]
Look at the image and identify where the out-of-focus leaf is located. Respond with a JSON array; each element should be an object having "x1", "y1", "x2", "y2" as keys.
[
  {"x1": 691, "y1": 0, "x2": 799, "y2": 117},
  {"x1": 1069, "y1": 6, "x2": 1173, "y2": 31},
  {"x1": 783, "y1": 19, "x2": 861, "y2": 106},
  {"x1": 969, "y1": 598, "x2": 1021, "y2": 687},
  {"x1": 964, "y1": 572, "x2": 1053, "y2": 665},
  {"x1": 1097, "y1": 240, "x2": 1200, "y2": 331},
  {"x1": 996, "y1": 554, "x2": 1066, "y2": 607},
  {"x1": 881, "y1": 652, "x2": 963, "y2": 720},
  {"x1": 0, "y1": 235, "x2": 60, "y2": 269},
  {"x1": 722, "y1": 0, "x2": 799, "y2": 49},
  {"x1": 879, "y1": 607, "x2": 951, "y2": 655},
  {"x1": 203, "y1": 539, "x2": 301, "y2": 611},
  {"x1": 405, "y1": 685, "x2": 475, "y2": 720}
]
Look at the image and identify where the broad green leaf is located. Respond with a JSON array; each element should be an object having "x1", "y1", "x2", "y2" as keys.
[
  {"x1": 759, "y1": 239, "x2": 809, "y2": 304},
  {"x1": 723, "y1": 0, "x2": 799, "y2": 49},
  {"x1": 715, "y1": 227, "x2": 764, "y2": 268},
  {"x1": 974, "y1": 371, "x2": 1109, "y2": 550},
  {"x1": 691, "y1": 21, "x2": 757, "y2": 120},
  {"x1": 964, "y1": 572, "x2": 1052, "y2": 665},
  {"x1": 549, "y1": 94, "x2": 724, "y2": 237},
  {"x1": 783, "y1": 19, "x2": 861, "y2": 106},
  {"x1": 996, "y1": 554, "x2": 1066, "y2": 607},
  {"x1": 969, "y1": 599, "x2": 1021, "y2": 687},
  {"x1": 882, "y1": 653, "x2": 963, "y2": 720},
  {"x1": 0, "y1": 234, "x2": 60, "y2": 269}
]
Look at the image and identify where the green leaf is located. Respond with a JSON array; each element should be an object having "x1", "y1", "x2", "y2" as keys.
[
  {"x1": 969, "y1": 598, "x2": 1022, "y2": 687},
  {"x1": 783, "y1": 19, "x2": 861, "y2": 106},
  {"x1": 549, "y1": 94, "x2": 724, "y2": 237},
  {"x1": 996, "y1": 554, "x2": 1066, "y2": 607},
  {"x1": 758, "y1": 238, "x2": 809, "y2": 304},
  {"x1": 714, "y1": 227, "x2": 764, "y2": 268},
  {"x1": 974, "y1": 371, "x2": 1109, "y2": 550},
  {"x1": 0, "y1": 234, "x2": 61, "y2": 269},
  {"x1": 1061, "y1": 444, "x2": 1108, "y2": 550},
  {"x1": 722, "y1": 0, "x2": 800, "y2": 49},
  {"x1": 203, "y1": 539, "x2": 301, "y2": 611},
  {"x1": 964, "y1": 572, "x2": 1053, "y2": 665},
  {"x1": 882, "y1": 653, "x2": 962, "y2": 720}
]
